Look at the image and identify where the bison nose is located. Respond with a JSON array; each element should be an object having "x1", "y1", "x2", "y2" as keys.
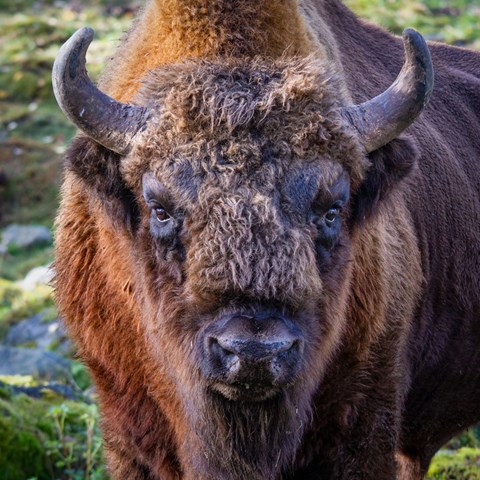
[
  {"x1": 209, "y1": 334, "x2": 297, "y2": 367},
  {"x1": 202, "y1": 312, "x2": 304, "y2": 394}
]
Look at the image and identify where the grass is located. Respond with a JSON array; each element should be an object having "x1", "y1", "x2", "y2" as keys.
[
  {"x1": 0, "y1": 1, "x2": 134, "y2": 229},
  {"x1": 428, "y1": 448, "x2": 480, "y2": 479},
  {"x1": 0, "y1": 279, "x2": 55, "y2": 340},
  {"x1": 0, "y1": 381, "x2": 106, "y2": 480},
  {"x1": 345, "y1": 0, "x2": 480, "y2": 48}
]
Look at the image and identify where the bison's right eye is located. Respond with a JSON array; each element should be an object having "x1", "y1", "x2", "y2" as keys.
[
  {"x1": 154, "y1": 207, "x2": 171, "y2": 223},
  {"x1": 148, "y1": 204, "x2": 177, "y2": 242}
]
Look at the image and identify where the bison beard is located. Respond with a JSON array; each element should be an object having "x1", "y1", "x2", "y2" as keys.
[{"x1": 186, "y1": 388, "x2": 311, "y2": 479}]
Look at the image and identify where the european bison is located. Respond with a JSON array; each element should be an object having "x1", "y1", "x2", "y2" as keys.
[{"x1": 52, "y1": 0, "x2": 480, "y2": 478}]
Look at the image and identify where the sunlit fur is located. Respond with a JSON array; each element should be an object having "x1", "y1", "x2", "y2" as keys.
[
  {"x1": 99, "y1": 0, "x2": 335, "y2": 102},
  {"x1": 55, "y1": 0, "x2": 480, "y2": 479}
]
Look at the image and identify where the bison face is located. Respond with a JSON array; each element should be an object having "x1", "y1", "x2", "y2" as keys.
[
  {"x1": 116, "y1": 59, "x2": 369, "y2": 477},
  {"x1": 55, "y1": 29, "x2": 431, "y2": 479}
]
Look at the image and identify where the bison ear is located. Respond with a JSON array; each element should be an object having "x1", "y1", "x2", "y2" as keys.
[
  {"x1": 350, "y1": 136, "x2": 419, "y2": 224},
  {"x1": 65, "y1": 135, "x2": 140, "y2": 231}
]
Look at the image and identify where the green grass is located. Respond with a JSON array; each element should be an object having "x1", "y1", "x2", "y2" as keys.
[
  {"x1": 427, "y1": 448, "x2": 480, "y2": 479},
  {"x1": 345, "y1": 0, "x2": 480, "y2": 48},
  {"x1": 0, "y1": 382, "x2": 106, "y2": 480},
  {"x1": 0, "y1": 2, "x2": 135, "y2": 228},
  {"x1": 0, "y1": 279, "x2": 55, "y2": 340}
]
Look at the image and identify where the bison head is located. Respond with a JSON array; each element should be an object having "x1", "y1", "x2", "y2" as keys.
[{"x1": 53, "y1": 28, "x2": 432, "y2": 479}]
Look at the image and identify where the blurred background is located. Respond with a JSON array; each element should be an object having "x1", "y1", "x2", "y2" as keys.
[{"x1": 0, "y1": 0, "x2": 478, "y2": 478}]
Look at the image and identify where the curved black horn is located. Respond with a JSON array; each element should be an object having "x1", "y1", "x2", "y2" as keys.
[
  {"x1": 52, "y1": 27, "x2": 150, "y2": 155},
  {"x1": 341, "y1": 29, "x2": 434, "y2": 153}
]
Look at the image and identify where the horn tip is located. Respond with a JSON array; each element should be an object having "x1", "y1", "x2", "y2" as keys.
[
  {"x1": 401, "y1": 27, "x2": 434, "y2": 100},
  {"x1": 81, "y1": 26, "x2": 95, "y2": 41},
  {"x1": 402, "y1": 27, "x2": 421, "y2": 40},
  {"x1": 401, "y1": 28, "x2": 430, "y2": 62},
  {"x1": 72, "y1": 26, "x2": 95, "y2": 42},
  {"x1": 53, "y1": 27, "x2": 95, "y2": 75}
]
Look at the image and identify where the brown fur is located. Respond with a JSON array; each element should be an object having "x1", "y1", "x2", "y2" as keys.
[
  {"x1": 55, "y1": 1, "x2": 480, "y2": 479},
  {"x1": 100, "y1": 0, "x2": 327, "y2": 101}
]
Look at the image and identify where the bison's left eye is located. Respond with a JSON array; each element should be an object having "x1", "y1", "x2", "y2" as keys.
[
  {"x1": 311, "y1": 202, "x2": 343, "y2": 254},
  {"x1": 325, "y1": 207, "x2": 340, "y2": 227},
  {"x1": 311, "y1": 203, "x2": 342, "y2": 230}
]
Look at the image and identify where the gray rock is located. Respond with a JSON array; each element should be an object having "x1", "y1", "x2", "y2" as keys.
[
  {"x1": 54, "y1": 339, "x2": 74, "y2": 357},
  {"x1": 0, "y1": 380, "x2": 86, "y2": 402},
  {"x1": 0, "y1": 346, "x2": 73, "y2": 383},
  {"x1": 0, "y1": 224, "x2": 52, "y2": 251},
  {"x1": 4, "y1": 313, "x2": 67, "y2": 350},
  {"x1": 18, "y1": 265, "x2": 54, "y2": 290}
]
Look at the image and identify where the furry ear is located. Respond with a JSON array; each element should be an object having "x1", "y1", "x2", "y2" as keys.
[
  {"x1": 350, "y1": 136, "x2": 419, "y2": 224},
  {"x1": 65, "y1": 134, "x2": 140, "y2": 231}
]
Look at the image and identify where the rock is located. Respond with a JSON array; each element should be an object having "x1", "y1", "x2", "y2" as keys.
[
  {"x1": 4, "y1": 312, "x2": 67, "y2": 351},
  {"x1": 18, "y1": 265, "x2": 54, "y2": 291},
  {"x1": 0, "y1": 224, "x2": 52, "y2": 252},
  {"x1": 0, "y1": 380, "x2": 85, "y2": 402},
  {"x1": 0, "y1": 347, "x2": 73, "y2": 384}
]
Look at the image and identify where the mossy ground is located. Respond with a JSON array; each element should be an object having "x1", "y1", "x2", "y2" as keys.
[
  {"x1": 428, "y1": 448, "x2": 480, "y2": 479},
  {"x1": 0, "y1": 243, "x2": 54, "y2": 281},
  {"x1": 0, "y1": 380, "x2": 106, "y2": 480},
  {"x1": 0, "y1": 279, "x2": 55, "y2": 339},
  {"x1": 0, "y1": 0, "x2": 478, "y2": 478}
]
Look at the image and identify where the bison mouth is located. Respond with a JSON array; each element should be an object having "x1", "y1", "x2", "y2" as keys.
[{"x1": 209, "y1": 380, "x2": 283, "y2": 402}]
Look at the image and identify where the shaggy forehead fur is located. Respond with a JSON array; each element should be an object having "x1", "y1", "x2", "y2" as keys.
[{"x1": 122, "y1": 56, "x2": 369, "y2": 190}]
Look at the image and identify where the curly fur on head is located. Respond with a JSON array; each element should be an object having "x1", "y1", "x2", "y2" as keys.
[
  {"x1": 123, "y1": 56, "x2": 369, "y2": 189},
  {"x1": 93, "y1": 56, "x2": 371, "y2": 479}
]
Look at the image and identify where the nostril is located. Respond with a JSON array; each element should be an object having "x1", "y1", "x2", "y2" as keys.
[
  {"x1": 270, "y1": 339, "x2": 303, "y2": 382},
  {"x1": 290, "y1": 338, "x2": 303, "y2": 353},
  {"x1": 274, "y1": 338, "x2": 301, "y2": 361},
  {"x1": 210, "y1": 337, "x2": 235, "y2": 357},
  {"x1": 201, "y1": 312, "x2": 305, "y2": 393},
  {"x1": 207, "y1": 337, "x2": 241, "y2": 373}
]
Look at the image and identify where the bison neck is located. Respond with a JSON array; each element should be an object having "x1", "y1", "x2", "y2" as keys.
[{"x1": 101, "y1": 0, "x2": 325, "y2": 101}]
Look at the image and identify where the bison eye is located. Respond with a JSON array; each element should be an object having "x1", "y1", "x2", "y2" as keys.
[
  {"x1": 154, "y1": 207, "x2": 170, "y2": 223},
  {"x1": 325, "y1": 207, "x2": 340, "y2": 227}
]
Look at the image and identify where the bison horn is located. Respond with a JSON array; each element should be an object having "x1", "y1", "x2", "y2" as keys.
[
  {"x1": 52, "y1": 27, "x2": 150, "y2": 155},
  {"x1": 341, "y1": 29, "x2": 434, "y2": 153}
]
